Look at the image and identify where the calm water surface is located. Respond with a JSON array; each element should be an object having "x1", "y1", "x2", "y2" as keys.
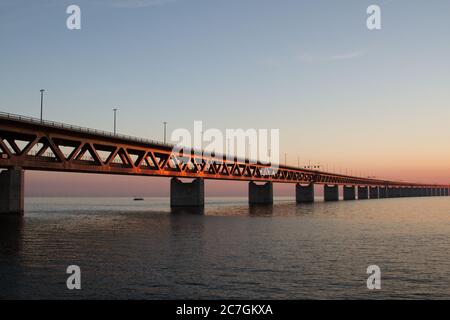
[{"x1": 1, "y1": 196, "x2": 450, "y2": 299}]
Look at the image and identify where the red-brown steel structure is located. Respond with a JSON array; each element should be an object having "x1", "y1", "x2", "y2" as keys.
[{"x1": 0, "y1": 112, "x2": 448, "y2": 189}]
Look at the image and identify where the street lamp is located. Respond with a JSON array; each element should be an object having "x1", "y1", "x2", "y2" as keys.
[
  {"x1": 113, "y1": 108, "x2": 118, "y2": 135},
  {"x1": 163, "y1": 121, "x2": 167, "y2": 144},
  {"x1": 40, "y1": 89, "x2": 45, "y2": 122}
]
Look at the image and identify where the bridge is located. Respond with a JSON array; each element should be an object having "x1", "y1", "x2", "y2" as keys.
[{"x1": 0, "y1": 111, "x2": 449, "y2": 214}]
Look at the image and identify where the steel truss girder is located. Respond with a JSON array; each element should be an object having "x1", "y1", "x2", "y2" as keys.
[{"x1": 0, "y1": 117, "x2": 447, "y2": 188}]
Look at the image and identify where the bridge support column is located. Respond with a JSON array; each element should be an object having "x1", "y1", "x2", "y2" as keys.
[
  {"x1": 404, "y1": 187, "x2": 411, "y2": 197},
  {"x1": 421, "y1": 188, "x2": 427, "y2": 197},
  {"x1": 249, "y1": 182, "x2": 273, "y2": 205},
  {"x1": 324, "y1": 185, "x2": 339, "y2": 201},
  {"x1": 440, "y1": 188, "x2": 445, "y2": 196},
  {"x1": 379, "y1": 187, "x2": 387, "y2": 198},
  {"x1": 358, "y1": 186, "x2": 368, "y2": 200},
  {"x1": 296, "y1": 183, "x2": 314, "y2": 203},
  {"x1": 343, "y1": 186, "x2": 355, "y2": 200},
  {"x1": 387, "y1": 187, "x2": 393, "y2": 198},
  {"x1": 369, "y1": 186, "x2": 379, "y2": 199},
  {"x1": 170, "y1": 178, "x2": 204, "y2": 207},
  {"x1": 0, "y1": 169, "x2": 24, "y2": 215},
  {"x1": 393, "y1": 188, "x2": 401, "y2": 198}
]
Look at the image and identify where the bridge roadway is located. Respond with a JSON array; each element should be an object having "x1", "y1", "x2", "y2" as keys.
[{"x1": 0, "y1": 112, "x2": 449, "y2": 214}]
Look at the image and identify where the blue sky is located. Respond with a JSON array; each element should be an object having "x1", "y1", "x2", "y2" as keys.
[{"x1": 1, "y1": 0, "x2": 450, "y2": 194}]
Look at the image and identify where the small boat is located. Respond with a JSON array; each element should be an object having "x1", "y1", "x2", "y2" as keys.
[{"x1": 133, "y1": 197, "x2": 144, "y2": 201}]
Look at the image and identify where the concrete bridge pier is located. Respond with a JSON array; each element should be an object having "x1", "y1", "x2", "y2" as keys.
[
  {"x1": 379, "y1": 187, "x2": 387, "y2": 198},
  {"x1": 324, "y1": 185, "x2": 339, "y2": 201},
  {"x1": 404, "y1": 187, "x2": 411, "y2": 197},
  {"x1": 393, "y1": 188, "x2": 401, "y2": 198},
  {"x1": 296, "y1": 183, "x2": 314, "y2": 203},
  {"x1": 343, "y1": 186, "x2": 356, "y2": 200},
  {"x1": 369, "y1": 186, "x2": 379, "y2": 199},
  {"x1": 170, "y1": 178, "x2": 204, "y2": 208},
  {"x1": 358, "y1": 186, "x2": 368, "y2": 200},
  {"x1": 0, "y1": 168, "x2": 24, "y2": 215},
  {"x1": 403, "y1": 188, "x2": 409, "y2": 197},
  {"x1": 414, "y1": 188, "x2": 421, "y2": 197},
  {"x1": 249, "y1": 182, "x2": 273, "y2": 205},
  {"x1": 387, "y1": 187, "x2": 393, "y2": 198}
]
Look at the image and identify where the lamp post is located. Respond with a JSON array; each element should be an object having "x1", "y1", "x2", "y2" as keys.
[
  {"x1": 113, "y1": 108, "x2": 118, "y2": 135},
  {"x1": 163, "y1": 121, "x2": 167, "y2": 144},
  {"x1": 40, "y1": 89, "x2": 45, "y2": 122}
]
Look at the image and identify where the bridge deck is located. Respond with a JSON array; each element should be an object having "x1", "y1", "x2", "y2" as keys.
[{"x1": 0, "y1": 112, "x2": 447, "y2": 188}]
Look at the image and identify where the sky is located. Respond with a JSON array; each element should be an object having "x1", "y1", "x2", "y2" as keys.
[{"x1": 1, "y1": 0, "x2": 450, "y2": 196}]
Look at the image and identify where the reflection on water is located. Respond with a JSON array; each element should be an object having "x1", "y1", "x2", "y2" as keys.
[
  {"x1": 1, "y1": 196, "x2": 450, "y2": 299},
  {"x1": 171, "y1": 207, "x2": 205, "y2": 215},
  {"x1": 249, "y1": 204, "x2": 274, "y2": 216}
]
